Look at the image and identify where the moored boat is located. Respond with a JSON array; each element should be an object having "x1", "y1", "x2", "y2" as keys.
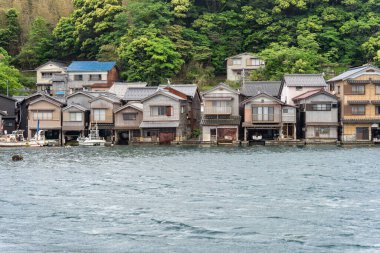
[{"x1": 77, "y1": 124, "x2": 106, "y2": 146}]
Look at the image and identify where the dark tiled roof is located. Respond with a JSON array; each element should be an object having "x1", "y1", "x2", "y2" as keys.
[
  {"x1": 201, "y1": 116, "x2": 241, "y2": 126},
  {"x1": 124, "y1": 87, "x2": 158, "y2": 101},
  {"x1": 159, "y1": 84, "x2": 198, "y2": 97},
  {"x1": 241, "y1": 81, "x2": 281, "y2": 97},
  {"x1": 67, "y1": 61, "x2": 116, "y2": 72},
  {"x1": 284, "y1": 74, "x2": 327, "y2": 87}
]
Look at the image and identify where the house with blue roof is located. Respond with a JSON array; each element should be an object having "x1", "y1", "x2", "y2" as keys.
[{"x1": 67, "y1": 61, "x2": 119, "y2": 93}]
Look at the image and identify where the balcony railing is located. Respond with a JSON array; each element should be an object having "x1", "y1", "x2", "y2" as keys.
[{"x1": 204, "y1": 107, "x2": 232, "y2": 115}]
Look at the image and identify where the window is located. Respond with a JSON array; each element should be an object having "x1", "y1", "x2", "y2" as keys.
[
  {"x1": 212, "y1": 100, "x2": 231, "y2": 107},
  {"x1": 296, "y1": 86, "x2": 303, "y2": 91},
  {"x1": 315, "y1": 127, "x2": 330, "y2": 136},
  {"x1": 376, "y1": 106, "x2": 380, "y2": 115},
  {"x1": 311, "y1": 104, "x2": 332, "y2": 111},
  {"x1": 93, "y1": 109, "x2": 106, "y2": 121},
  {"x1": 250, "y1": 58, "x2": 261, "y2": 66},
  {"x1": 123, "y1": 113, "x2": 137, "y2": 120},
  {"x1": 42, "y1": 72, "x2": 53, "y2": 79},
  {"x1": 232, "y1": 59, "x2": 242, "y2": 65},
  {"x1": 74, "y1": 75, "x2": 83, "y2": 81},
  {"x1": 89, "y1": 74, "x2": 102, "y2": 81},
  {"x1": 33, "y1": 111, "x2": 53, "y2": 120},
  {"x1": 253, "y1": 106, "x2": 274, "y2": 121},
  {"x1": 351, "y1": 105, "x2": 365, "y2": 115},
  {"x1": 151, "y1": 106, "x2": 172, "y2": 116},
  {"x1": 351, "y1": 85, "x2": 365, "y2": 94},
  {"x1": 283, "y1": 109, "x2": 288, "y2": 113},
  {"x1": 181, "y1": 106, "x2": 185, "y2": 114},
  {"x1": 329, "y1": 83, "x2": 335, "y2": 92},
  {"x1": 376, "y1": 85, "x2": 380, "y2": 95},
  {"x1": 69, "y1": 112, "x2": 82, "y2": 121}
]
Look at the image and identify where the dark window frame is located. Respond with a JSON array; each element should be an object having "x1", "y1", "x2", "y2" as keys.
[
  {"x1": 123, "y1": 113, "x2": 137, "y2": 121},
  {"x1": 311, "y1": 104, "x2": 332, "y2": 111},
  {"x1": 351, "y1": 105, "x2": 366, "y2": 115},
  {"x1": 351, "y1": 85, "x2": 365, "y2": 95}
]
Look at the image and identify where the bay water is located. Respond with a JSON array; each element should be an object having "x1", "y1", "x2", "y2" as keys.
[{"x1": 1, "y1": 146, "x2": 380, "y2": 252}]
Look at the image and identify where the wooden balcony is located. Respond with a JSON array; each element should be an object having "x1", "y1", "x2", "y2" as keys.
[{"x1": 204, "y1": 106, "x2": 232, "y2": 115}]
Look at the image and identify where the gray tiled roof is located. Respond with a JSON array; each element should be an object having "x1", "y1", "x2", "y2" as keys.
[
  {"x1": 159, "y1": 84, "x2": 198, "y2": 97},
  {"x1": 109, "y1": 82, "x2": 147, "y2": 98},
  {"x1": 241, "y1": 81, "x2": 281, "y2": 97},
  {"x1": 201, "y1": 116, "x2": 241, "y2": 126},
  {"x1": 284, "y1": 74, "x2": 327, "y2": 87},
  {"x1": 124, "y1": 87, "x2": 158, "y2": 101},
  {"x1": 328, "y1": 65, "x2": 380, "y2": 82}
]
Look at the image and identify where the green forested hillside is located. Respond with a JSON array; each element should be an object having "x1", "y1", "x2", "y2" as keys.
[{"x1": 1, "y1": 0, "x2": 380, "y2": 91}]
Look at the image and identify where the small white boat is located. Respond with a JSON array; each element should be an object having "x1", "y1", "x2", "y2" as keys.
[
  {"x1": 29, "y1": 130, "x2": 48, "y2": 147},
  {"x1": 77, "y1": 124, "x2": 106, "y2": 146},
  {"x1": 0, "y1": 130, "x2": 28, "y2": 147}
]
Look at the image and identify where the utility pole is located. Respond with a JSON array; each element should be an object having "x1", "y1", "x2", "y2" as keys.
[
  {"x1": 242, "y1": 68, "x2": 246, "y2": 86},
  {"x1": 6, "y1": 80, "x2": 9, "y2": 97}
]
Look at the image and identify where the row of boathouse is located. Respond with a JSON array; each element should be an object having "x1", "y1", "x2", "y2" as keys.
[{"x1": 1, "y1": 61, "x2": 380, "y2": 145}]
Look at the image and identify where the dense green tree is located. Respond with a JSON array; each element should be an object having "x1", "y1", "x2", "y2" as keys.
[
  {"x1": 118, "y1": 34, "x2": 184, "y2": 85},
  {"x1": 0, "y1": 48, "x2": 23, "y2": 95},
  {"x1": 0, "y1": 9, "x2": 21, "y2": 55},
  {"x1": 258, "y1": 43, "x2": 328, "y2": 80},
  {"x1": 5, "y1": 0, "x2": 380, "y2": 86},
  {"x1": 53, "y1": 0, "x2": 124, "y2": 59},
  {"x1": 15, "y1": 17, "x2": 55, "y2": 69}
]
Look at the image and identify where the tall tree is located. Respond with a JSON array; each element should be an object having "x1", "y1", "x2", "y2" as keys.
[
  {"x1": 118, "y1": 34, "x2": 184, "y2": 85},
  {"x1": 0, "y1": 9, "x2": 21, "y2": 55},
  {"x1": 0, "y1": 48, "x2": 23, "y2": 95},
  {"x1": 15, "y1": 17, "x2": 55, "y2": 69}
]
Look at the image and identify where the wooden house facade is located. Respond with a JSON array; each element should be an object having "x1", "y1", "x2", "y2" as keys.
[
  {"x1": 293, "y1": 89, "x2": 339, "y2": 142},
  {"x1": 328, "y1": 65, "x2": 380, "y2": 142},
  {"x1": 89, "y1": 94, "x2": 122, "y2": 142},
  {"x1": 27, "y1": 96, "x2": 65, "y2": 144},
  {"x1": 0, "y1": 94, "x2": 18, "y2": 135},
  {"x1": 139, "y1": 89, "x2": 188, "y2": 144},
  {"x1": 242, "y1": 93, "x2": 296, "y2": 141},
  {"x1": 201, "y1": 83, "x2": 240, "y2": 143},
  {"x1": 114, "y1": 103, "x2": 143, "y2": 144}
]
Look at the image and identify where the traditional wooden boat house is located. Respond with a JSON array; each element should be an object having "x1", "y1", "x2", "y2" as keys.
[
  {"x1": 114, "y1": 102, "x2": 143, "y2": 144},
  {"x1": 0, "y1": 94, "x2": 18, "y2": 135},
  {"x1": 327, "y1": 64, "x2": 380, "y2": 142},
  {"x1": 241, "y1": 92, "x2": 296, "y2": 141},
  {"x1": 139, "y1": 89, "x2": 189, "y2": 144},
  {"x1": 61, "y1": 91, "x2": 95, "y2": 142},
  {"x1": 27, "y1": 96, "x2": 65, "y2": 145},
  {"x1": 201, "y1": 83, "x2": 240, "y2": 143},
  {"x1": 293, "y1": 89, "x2": 339, "y2": 142},
  {"x1": 89, "y1": 93, "x2": 122, "y2": 142}
]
